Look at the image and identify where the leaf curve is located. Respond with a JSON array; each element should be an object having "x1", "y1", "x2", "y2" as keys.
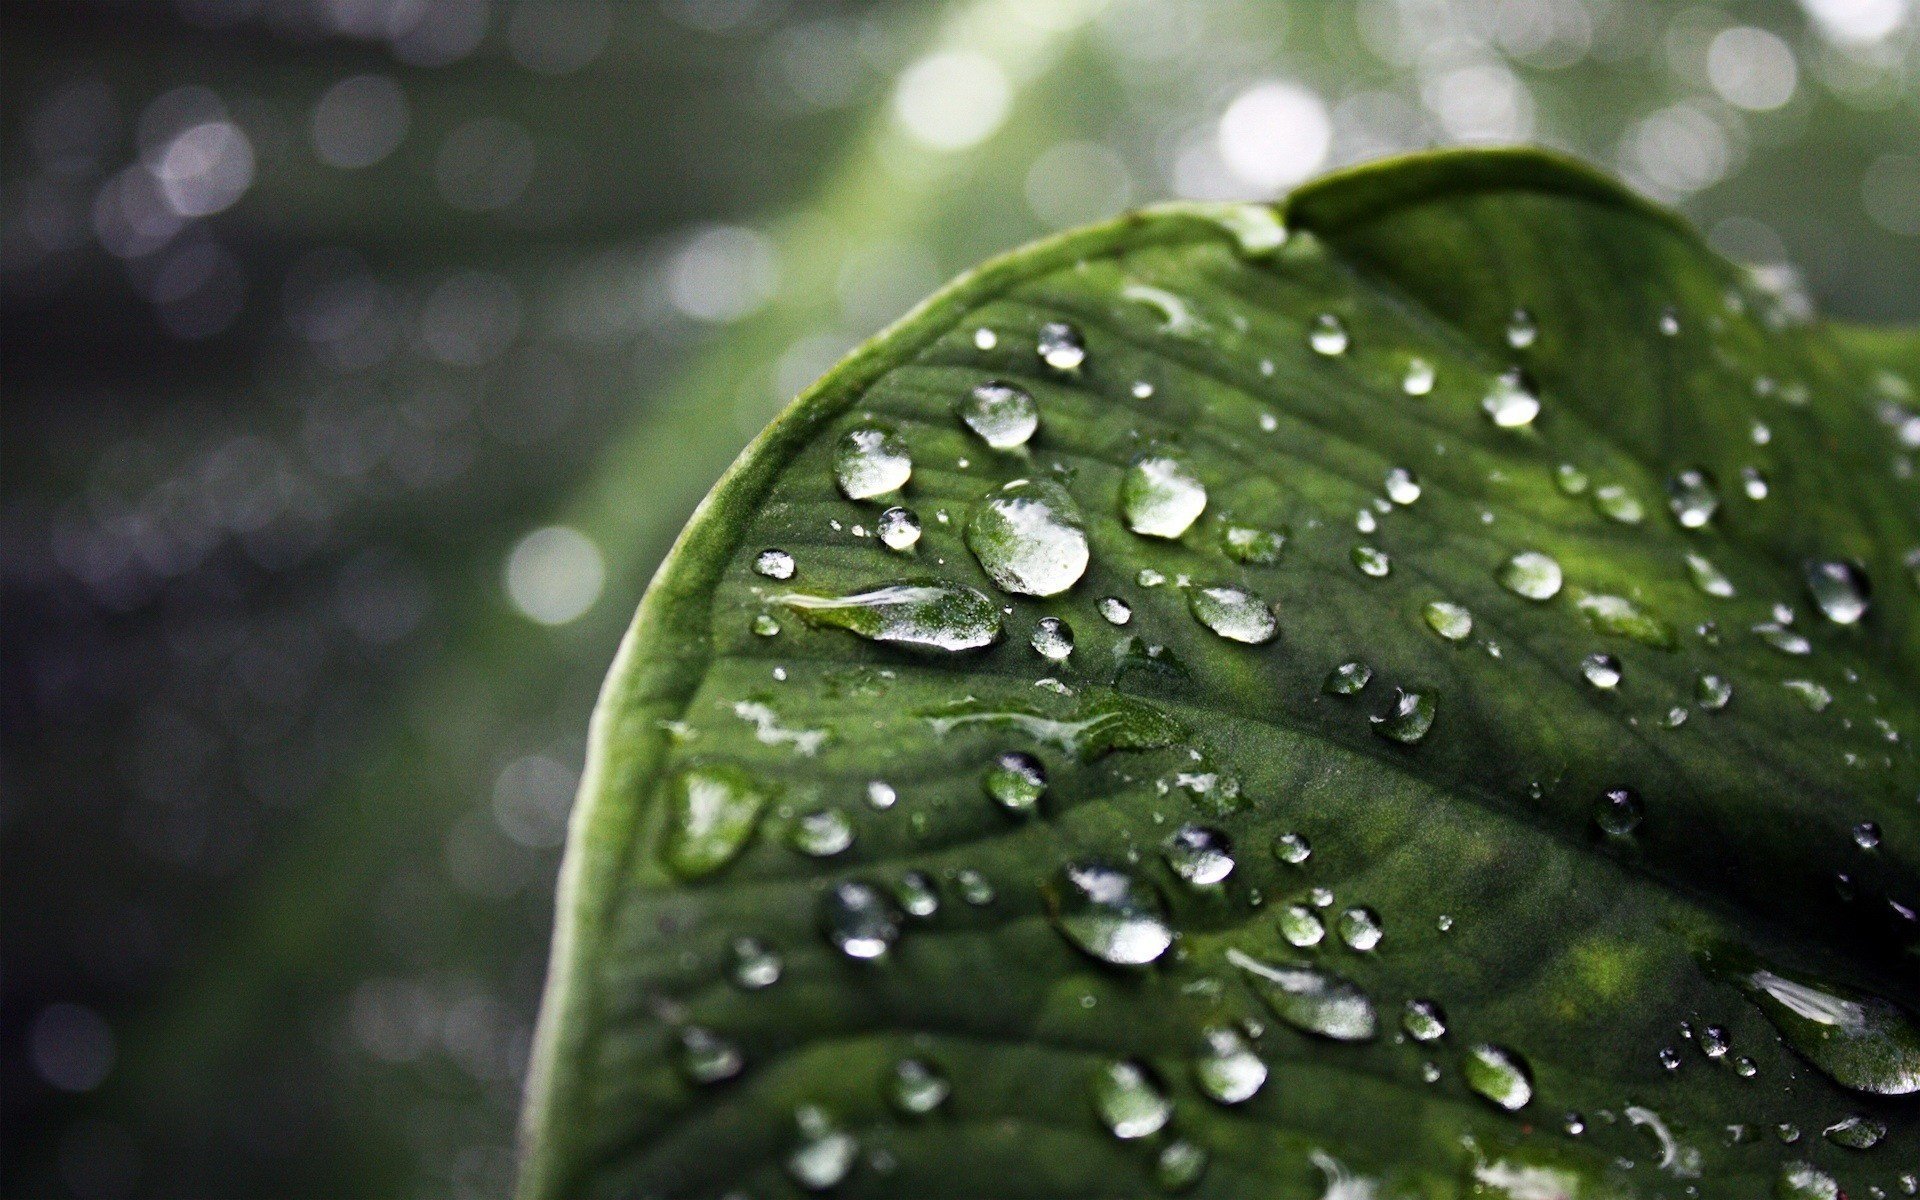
[{"x1": 520, "y1": 148, "x2": 1920, "y2": 1200}]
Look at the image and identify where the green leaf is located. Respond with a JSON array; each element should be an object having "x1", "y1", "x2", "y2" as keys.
[{"x1": 520, "y1": 149, "x2": 1919, "y2": 1199}]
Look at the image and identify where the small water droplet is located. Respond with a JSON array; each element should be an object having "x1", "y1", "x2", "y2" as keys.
[
  {"x1": 1666, "y1": 468, "x2": 1720, "y2": 529},
  {"x1": 1337, "y1": 906, "x2": 1383, "y2": 951},
  {"x1": 1403, "y1": 357, "x2": 1435, "y2": 396},
  {"x1": 1804, "y1": 559, "x2": 1870, "y2": 625},
  {"x1": 679, "y1": 1026, "x2": 743, "y2": 1084},
  {"x1": 1403, "y1": 999, "x2": 1448, "y2": 1042},
  {"x1": 1498, "y1": 551, "x2": 1563, "y2": 600},
  {"x1": 957, "y1": 380, "x2": 1039, "y2": 449},
  {"x1": 1554, "y1": 462, "x2": 1590, "y2": 495},
  {"x1": 1229, "y1": 948, "x2": 1378, "y2": 1041},
  {"x1": 781, "y1": 582, "x2": 1002, "y2": 651},
  {"x1": 1685, "y1": 552, "x2": 1736, "y2": 598},
  {"x1": 1595, "y1": 787, "x2": 1643, "y2": 836},
  {"x1": 984, "y1": 750, "x2": 1047, "y2": 814},
  {"x1": 1273, "y1": 832, "x2": 1312, "y2": 864},
  {"x1": 1031, "y1": 615, "x2": 1074, "y2": 661},
  {"x1": 1279, "y1": 903, "x2": 1325, "y2": 947},
  {"x1": 1155, "y1": 1140, "x2": 1208, "y2": 1192},
  {"x1": 754, "y1": 548, "x2": 796, "y2": 580},
  {"x1": 1099, "y1": 597, "x2": 1132, "y2": 625},
  {"x1": 1384, "y1": 467, "x2": 1422, "y2": 505},
  {"x1": 1483, "y1": 370, "x2": 1540, "y2": 428},
  {"x1": 1576, "y1": 593, "x2": 1675, "y2": 650},
  {"x1": 1371, "y1": 688, "x2": 1435, "y2": 744},
  {"x1": 752, "y1": 612, "x2": 781, "y2": 637},
  {"x1": 730, "y1": 936, "x2": 783, "y2": 989},
  {"x1": 1755, "y1": 621, "x2": 1812, "y2": 656},
  {"x1": 1741, "y1": 465, "x2": 1770, "y2": 500},
  {"x1": 973, "y1": 327, "x2": 997, "y2": 350},
  {"x1": 1324, "y1": 661, "x2": 1372, "y2": 695},
  {"x1": 889, "y1": 1057, "x2": 950, "y2": 1115},
  {"x1": 1823, "y1": 1115, "x2": 1886, "y2": 1149},
  {"x1": 1581, "y1": 652, "x2": 1622, "y2": 689},
  {"x1": 966, "y1": 478, "x2": 1089, "y2": 597},
  {"x1": 1220, "y1": 523, "x2": 1287, "y2": 564},
  {"x1": 786, "y1": 1106, "x2": 857, "y2": 1191},
  {"x1": 1853, "y1": 821, "x2": 1882, "y2": 851},
  {"x1": 1351, "y1": 544, "x2": 1391, "y2": 577},
  {"x1": 878, "y1": 506, "x2": 921, "y2": 551},
  {"x1": 662, "y1": 765, "x2": 772, "y2": 879},
  {"x1": 1195, "y1": 1026, "x2": 1267, "y2": 1104},
  {"x1": 1424, "y1": 600, "x2": 1474, "y2": 641},
  {"x1": 1506, "y1": 307, "x2": 1538, "y2": 349},
  {"x1": 1091, "y1": 1060, "x2": 1171, "y2": 1139},
  {"x1": 1047, "y1": 861, "x2": 1173, "y2": 965},
  {"x1": 1593, "y1": 483, "x2": 1645, "y2": 524},
  {"x1": 821, "y1": 880, "x2": 901, "y2": 959},
  {"x1": 1696, "y1": 673, "x2": 1733, "y2": 709},
  {"x1": 1037, "y1": 321, "x2": 1085, "y2": 371},
  {"x1": 1122, "y1": 454, "x2": 1208, "y2": 538},
  {"x1": 791, "y1": 808, "x2": 854, "y2": 856},
  {"x1": 1164, "y1": 823, "x2": 1235, "y2": 885},
  {"x1": 1776, "y1": 1162, "x2": 1840, "y2": 1200},
  {"x1": 1783, "y1": 679, "x2": 1831, "y2": 711},
  {"x1": 835, "y1": 426, "x2": 912, "y2": 500},
  {"x1": 1309, "y1": 313, "x2": 1349, "y2": 355},
  {"x1": 956, "y1": 866, "x2": 995, "y2": 906},
  {"x1": 1659, "y1": 307, "x2": 1681, "y2": 336},
  {"x1": 895, "y1": 870, "x2": 939, "y2": 918},
  {"x1": 1463, "y1": 1043, "x2": 1533, "y2": 1110},
  {"x1": 865, "y1": 780, "x2": 897, "y2": 810},
  {"x1": 1188, "y1": 583, "x2": 1278, "y2": 644}
]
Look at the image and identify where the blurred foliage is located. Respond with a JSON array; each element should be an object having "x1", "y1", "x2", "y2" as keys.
[{"x1": 1, "y1": 0, "x2": 1914, "y2": 1197}]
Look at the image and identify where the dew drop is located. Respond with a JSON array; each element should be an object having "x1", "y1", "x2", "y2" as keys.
[
  {"x1": 889, "y1": 1057, "x2": 950, "y2": 1116},
  {"x1": 1581, "y1": 652, "x2": 1622, "y2": 689},
  {"x1": 786, "y1": 1106, "x2": 857, "y2": 1191},
  {"x1": 1122, "y1": 455, "x2": 1208, "y2": 539},
  {"x1": 1031, "y1": 615, "x2": 1074, "y2": 661},
  {"x1": 1099, "y1": 597, "x2": 1132, "y2": 625},
  {"x1": 1403, "y1": 999, "x2": 1448, "y2": 1042},
  {"x1": 781, "y1": 582, "x2": 1002, "y2": 651},
  {"x1": 1853, "y1": 821, "x2": 1881, "y2": 851},
  {"x1": 1371, "y1": 688, "x2": 1435, "y2": 744},
  {"x1": 1424, "y1": 600, "x2": 1474, "y2": 641},
  {"x1": 1351, "y1": 544, "x2": 1391, "y2": 577},
  {"x1": 1164, "y1": 824, "x2": 1235, "y2": 886},
  {"x1": 1403, "y1": 357, "x2": 1435, "y2": 396},
  {"x1": 661, "y1": 764, "x2": 772, "y2": 879},
  {"x1": 1576, "y1": 593, "x2": 1675, "y2": 650},
  {"x1": 1037, "y1": 321, "x2": 1085, "y2": 371},
  {"x1": 1742, "y1": 465, "x2": 1770, "y2": 500},
  {"x1": 1229, "y1": 948, "x2": 1378, "y2": 1041},
  {"x1": 1483, "y1": 370, "x2": 1540, "y2": 427},
  {"x1": 957, "y1": 380, "x2": 1040, "y2": 450},
  {"x1": 1336, "y1": 906, "x2": 1383, "y2": 951},
  {"x1": 1659, "y1": 307, "x2": 1681, "y2": 336},
  {"x1": 1554, "y1": 462, "x2": 1590, "y2": 495},
  {"x1": 679, "y1": 1026, "x2": 743, "y2": 1084},
  {"x1": 1823, "y1": 1114, "x2": 1886, "y2": 1149},
  {"x1": 1776, "y1": 1162, "x2": 1840, "y2": 1200},
  {"x1": 1696, "y1": 673, "x2": 1733, "y2": 710},
  {"x1": 965, "y1": 478, "x2": 1089, "y2": 597},
  {"x1": 1463, "y1": 1044, "x2": 1533, "y2": 1110},
  {"x1": 754, "y1": 549, "x2": 796, "y2": 579},
  {"x1": 1498, "y1": 551, "x2": 1563, "y2": 600},
  {"x1": 956, "y1": 866, "x2": 995, "y2": 906},
  {"x1": 821, "y1": 880, "x2": 901, "y2": 959},
  {"x1": 834, "y1": 426, "x2": 911, "y2": 500},
  {"x1": 1155, "y1": 1140, "x2": 1208, "y2": 1192},
  {"x1": 730, "y1": 936, "x2": 783, "y2": 989},
  {"x1": 973, "y1": 327, "x2": 997, "y2": 350},
  {"x1": 1273, "y1": 832, "x2": 1312, "y2": 865},
  {"x1": 1685, "y1": 552, "x2": 1736, "y2": 598},
  {"x1": 1593, "y1": 483, "x2": 1645, "y2": 524},
  {"x1": 752, "y1": 612, "x2": 782, "y2": 637},
  {"x1": 866, "y1": 780, "x2": 897, "y2": 810},
  {"x1": 1309, "y1": 313, "x2": 1349, "y2": 355},
  {"x1": 878, "y1": 506, "x2": 921, "y2": 551},
  {"x1": 1195, "y1": 1026, "x2": 1266, "y2": 1104},
  {"x1": 1665, "y1": 468, "x2": 1720, "y2": 529},
  {"x1": 791, "y1": 808, "x2": 853, "y2": 857},
  {"x1": 1091, "y1": 1060, "x2": 1171, "y2": 1139},
  {"x1": 1279, "y1": 903, "x2": 1325, "y2": 947},
  {"x1": 1595, "y1": 787, "x2": 1643, "y2": 836},
  {"x1": 1804, "y1": 559, "x2": 1870, "y2": 625},
  {"x1": 1505, "y1": 307, "x2": 1538, "y2": 348},
  {"x1": 984, "y1": 750, "x2": 1047, "y2": 814},
  {"x1": 1047, "y1": 861, "x2": 1173, "y2": 965},
  {"x1": 1324, "y1": 661, "x2": 1373, "y2": 695},
  {"x1": 1384, "y1": 467, "x2": 1422, "y2": 506},
  {"x1": 895, "y1": 870, "x2": 939, "y2": 918},
  {"x1": 1188, "y1": 583, "x2": 1278, "y2": 644},
  {"x1": 1220, "y1": 523, "x2": 1287, "y2": 564},
  {"x1": 1719, "y1": 956, "x2": 1920, "y2": 1095}
]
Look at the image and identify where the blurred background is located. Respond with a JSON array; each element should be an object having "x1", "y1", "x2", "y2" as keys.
[{"x1": 1, "y1": 0, "x2": 1914, "y2": 1195}]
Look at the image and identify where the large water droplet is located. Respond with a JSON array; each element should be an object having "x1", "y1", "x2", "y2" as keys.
[
  {"x1": 835, "y1": 426, "x2": 911, "y2": 500},
  {"x1": 1665, "y1": 468, "x2": 1719, "y2": 529},
  {"x1": 1037, "y1": 321, "x2": 1085, "y2": 371},
  {"x1": 1309, "y1": 313, "x2": 1350, "y2": 355},
  {"x1": 786, "y1": 1106, "x2": 857, "y2": 1192},
  {"x1": 781, "y1": 582, "x2": 1001, "y2": 651},
  {"x1": 1047, "y1": 861, "x2": 1173, "y2": 965},
  {"x1": 965, "y1": 478, "x2": 1089, "y2": 597},
  {"x1": 958, "y1": 380, "x2": 1039, "y2": 449},
  {"x1": 1371, "y1": 688, "x2": 1435, "y2": 744},
  {"x1": 1483, "y1": 370, "x2": 1540, "y2": 428},
  {"x1": 1823, "y1": 1114, "x2": 1886, "y2": 1149},
  {"x1": 889, "y1": 1057, "x2": 951, "y2": 1116},
  {"x1": 1188, "y1": 583, "x2": 1278, "y2": 644},
  {"x1": 821, "y1": 880, "x2": 901, "y2": 960},
  {"x1": 1229, "y1": 948, "x2": 1378, "y2": 1041},
  {"x1": 1804, "y1": 559, "x2": 1870, "y2": 625},
  {"x1": 679, "y1": 1026, "x2": 743, "y2": 1084},
  {"x1": 984, "y1": 750, "x2": 1047, "y2": 814},
  {"x1": 1497, "y1": 551, "x2": 1563, "y2": 600},
  {"x1": 1424, "y1": 600, "x2": 1474, "y2": 642},
  {"x1": 1122, "y1": 455, "x2": 1208, "y2": 538},
  {"x1": 1464, "y1": 1043, "x2": 1533, "y2": 1110},
  {"x1": 661, "y1": 764, "x2": 772, "y2": 879},
  {"x1": 1030, "y1": 615, "x2": 1074, "y2": 661},
  {"x1": 1091, "y1": 1060, "x2": 1171, "y2": 1139},
  {"x1": 1194, "y1": 1026, "x2": 1266, "y2": 1104},
  {"x1": 1164, "y1": 824, "x2": 1235, "y2": 885},
  {"x1": 878, "y1": 506, "x2": 921, "y2": 551},
  {"x1": 1718, "y1": 955, "x2": 1920, "y2": 1095}
]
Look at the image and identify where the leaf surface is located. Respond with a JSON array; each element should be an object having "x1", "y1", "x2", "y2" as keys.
[{"x1": 521, "y1": 149, "x2": 1920, "y2": 1200}]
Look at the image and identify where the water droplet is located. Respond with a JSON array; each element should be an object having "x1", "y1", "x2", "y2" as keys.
[
  {"x1": 1099, "y1": 597, "x2": 1132, "y2": 625},
  {"x1": 956, "y1": 866, "x2": 994, "y2": 906},
  {"x1": 1091, "y1": 1059, "x2": 1171, "y2": 1139},
  {"x1": 1371, "y1": 688, "x2": 1435, "y2": 744},
  {"x1": 1309, "y1": 313, "x2": 1349, "y2": 355},
  {"x1": 895, "y1": 870, "x2": 939, "y2": 918},
  {"x1": 1581, "y1": 652, "x2": 1622, "y2": 689},
  {"x1": 957, "y1": 381, "x2": 1039, "y2": 449},
  {"x1": 1324, "y1": 661, "x2": 1372, "y2": 695},
  {"x1": 1853, "y1": 821, "x2": 1881, "y2": 851},
  {"x1": 1424, "y1": 600, "x2": 1474, "y2": 641},
  {"x1": 878, "y1": 506, "x2": 921, "y2": 551},
  {"x1": 1554, "y1": 462, "x2": 1590, "y2": 494},
  {"x1": 1576, "y1": 593, "x2": 1676, "y2": 650},
  {"x1": 1122, "y1": 455, "x2": 1208, "y2": 538},
  {"x1": 866, "y1": 780, "x2": 897, "y2": 810},
  {"x1": 821, "y1": 880, "x2": 901, "y2": 959},
  {"x1": 1717, "y1": 955, "x2": 1920, "y2": 1095},
  {"x1": 1403, "y1": 999, "x2": 1448, "y2": 1042},
  {"x1": 1696, "y1": 673, "x2": 1732, "y2": 710},
  {"x1": 1037, "y1": 321, "x2": 1085, "y2": 372},
  {"x1": 984, "y1": 750, "x2": 1047, "y2": 814},
  {"x1": 1220, "y1": 523, "x2": 1287, "y2": 564},
  {"x1": 1483, "y1": 370, "x2": 1540, "y2": 428},
  {"x1": 1273, "y1": 832, "x2": 1312, "y2": 864},
  {"x1": 1156, "y1": 1140, "x2": 1208, "y2": 1192},
  {"x1": 835, "y1": 426, "x2": 911, "y2": 500},
  {"x1": 1164, "y1": 824, "x2": 1235, "y2": 885},
  {"x1": 791, "y1": 808, "x2": 854, "y2": 857},
  {"x1": 973, "y1": 327, "x2": 997, "y2": 350},
  {"x1": 1776, "y1": 1162, "x2": 1840, "y2": 1200},
  {"x1": 1659, "y1": 307, "x2": 1681, "y2": 336},
  {"x1": 781, "y1": 582, "x2": 1002, "y2": 651},
  {"x1": 1195, "y1": 1026, "x2": 1266, "y2": 1104},
  {"x1": 754, "y1": 549, "x2": 796, "y2": 579},
  {"x1": 1783, "y1": 679, "x2": 1831, "y2": 711},
  {"x1": 1685, "y1": 552, "x2": 1736, "y2": 598},
  {"x1": 1229, "y1": 948, "x2": 1378, "y2": 1041},
  {"x1": 965, "y1": 478, "x2": 1089, "y2": 597},
  {"x1": 1595, "y1": 788, "x2": 1643, "y2": 836},
  {"x1": 889, "y1": 1058, "x2": 951, "y2": 1115},
  {"x1": 1463, "y1": 1044, "x2": 1533, "y2": 1110},
  {"x1": 1047, "y1": 861, "x2": 1173, "y2": 966},
  {"x1": 1823, "y1": 1114, "x2": 1886, "y2": 1149},
  {"x1": 1030, "y1": 615, "x2": 1074, "y2": 661},
  {"x1": 1505, "y1": 307, "x2": 1538, "y2": 349},
  {"x1": 1742, "y1": 465, "x2": 1770, "y2": 500},
  {"x1": 1666, "y1": 468, "x2": 1719, "y2": 529},
  {"x1": 1403, "y1": 357, "x2": 1436, "y2": 396},
  {"x1": 730, "y1": 936, "x2": 783, "y2": 989},
  {"x1": 1593, "y1": 483, "x2": 1645, "y2": 524},
  {"x1": 1498, "y1": 551, "x2": 1563, "y2": 600},
  {"x1": 662, "y1": 765, "x2": 772, "y2": 879},
  {"x1": 752, "y1": 612, "x2": 781, "y2": 637},
  {"x1": 1336, "y1": 906, "x2": 1383, "y2": 951},
  {"x1": 1351, "y1": 544, "x2": 1391, "y2": 577},
  {"x1": 1755, "y1": 621, "x2": 1811, "y2": 656},
  {"x1": 1804, "y1": 559, "x2": 1870, "y2": 625},
  {"x1": 1383, "y1": 467, "x2": 1421, "y2": 506},
  {"x1": 679, "y1": 1026, "x2": 743, "y2": 1084},
  {"x1": 1279, "y1": 903, "x2": 1325, "y2": 947},
  {"x1": 786, "y1": 1106, "x2": 857, "y2": 1191},
  {"x1": 1188, "y1": 583, "x2": 1278, "y2": 644}
]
